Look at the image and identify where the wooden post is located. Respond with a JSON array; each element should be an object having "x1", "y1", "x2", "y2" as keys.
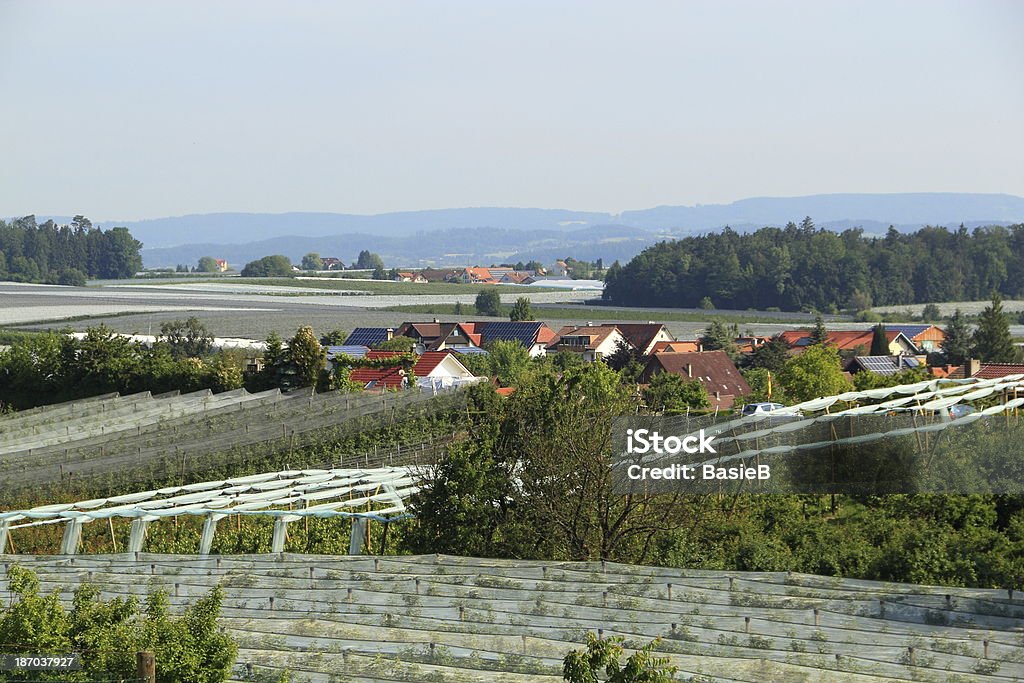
[{"x1": 136, "y1": 651, "x2": 156, "y2": 683}]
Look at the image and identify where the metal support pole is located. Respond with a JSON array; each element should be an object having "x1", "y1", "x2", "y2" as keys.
[
  {"x1": 272, "y1": 518, "x2": 289, "y2": 554},
  {"x1": 199, "y1": 514, "x2": 224, "y2": 555},
  {"x1": 128, "y1": 519, "x2": 150, "y2": 553},
  {"x1": 60, "y1": 519, "x2": 84, "y2": 555},
  {"x1": 349, "y1": 517, "x2": 367, "y2": 555}
]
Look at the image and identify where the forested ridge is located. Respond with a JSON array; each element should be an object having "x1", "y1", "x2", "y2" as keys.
[
  {"x1": 0, "y1": 214, "x2": 142, "y2": 284},
  {"x1": 603, "y1": 219, "x2": 1024, "y2": 312}
]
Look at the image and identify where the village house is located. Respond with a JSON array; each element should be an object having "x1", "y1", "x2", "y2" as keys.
[
  {"x1": 486, "y1": 267, "x2": 515, "y2": 281},
  {"x1": 613, "y1": 323, "x2": 676, "y2": 356},
  {"x1": 547, "y1": 324, "x2": 629, "y2": 362},
  {"x1": 459, "y1": 267, "x2": 496, "y2": 284},
  {"x1": 651, "y1": 340, "x2": 702, "y2": 354},
  {"x1": 499, "y1": 271, "x2": 533, "y2": 285},
  {"x1": 347, "y1": 350, "x2": 481, "y2": 392},
  {"x1": 394, "y1": 322, "x2": 478, "y2": 353},
  {"x1": 469, "y1": 321, "x2": 557, "y2": 357},
  {"x1": 395, "y1": 320, "x2": 556, "y2": 357},
  {"x1": 319, "y1": 257, "x2": 345, "y2": 271},
  {"x1": 393, "y1": 271, "x2": 428, "y2": 283},
  {"x1": 780, "y1": 329, "x2": 918, "y2": 356},
  {"x1": 735, "y1": 335, "x2": 773, "y2": 354},
  {"x1": 885, "y1": 324, "x2": 946, "y2": 352},
  {"x1": 943, "y1": 360, "x2": 1024, "y2": 380},
  {"x1": 419, "y1": 268, "x2": 460, "y2": 283},
  {"x1": 639, "y1": 350, "x2": 752, "y2": 410},
  {"x1": 548, "y1": 260, "x2": 571, "y2": 277}
]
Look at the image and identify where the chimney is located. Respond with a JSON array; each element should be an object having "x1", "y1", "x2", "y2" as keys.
[
  {"x1": 587, "y1": 321, "x2": 594, "y2": 327},
  {"x1": 686, "y1": 363, "x2": 693, "y2": 378},
  {"x1": 386, "y1": 328, "x2": 394, "y2": 341},
  {"x1": 968, "y1": 358, "x2": 981, "y2": 377}
]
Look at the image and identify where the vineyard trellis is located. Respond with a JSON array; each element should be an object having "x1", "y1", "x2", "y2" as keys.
[
  {"x1": 0, "y1": 386, "x2": 469, "y2": 497},
  {"x1": 0, "y1": 467, "x2": 422, "y2": 557}
]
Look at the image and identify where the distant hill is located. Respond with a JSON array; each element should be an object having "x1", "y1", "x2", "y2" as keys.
[
  {"x1": 76, "y1": 192, "x2": 1024, "y2": 249},
  {"x1": 141, "y1": 225, "x2": 663, "y2": 269},
  {"x1": 19, "y1": 192, "x2": 1023, "y2": 268},
  {"x1": 619, "y1": 192, "x2": 1024, "y2": 231}
]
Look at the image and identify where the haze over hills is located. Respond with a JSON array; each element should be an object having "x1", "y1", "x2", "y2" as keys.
[{"x1": 18, "y1": 192, "x2": 1024, "y2": 268}]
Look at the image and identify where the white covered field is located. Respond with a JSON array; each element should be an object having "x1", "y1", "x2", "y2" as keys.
[{"x1": 1, "y1": 554, "x2": 1021, "y2": 682}]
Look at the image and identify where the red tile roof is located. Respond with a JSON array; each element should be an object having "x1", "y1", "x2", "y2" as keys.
[
  {"x1": 651, "y1": 340, "x2": 701, "y2": 353},
  {"x1": 779, "y1": 329, "x2": 911, "y2": 352},
  {"x1": 463, "y1": 267, "x2": 494, "y2": 282},
  {"x1": 614, "y1": 323, "x2": 672, "y2": 354},
  {"x1": 971, "y1": 363, "x2": 1024, "y2": 379},
  {"x1": 548, "y1": 325, "x2": 621, "y2": 351},
  {"x1": 347, "y1": 350, "x2": 465, "y2": 388},
  {"x1": 640, "y1": 351, "x2": 751, "y2": 409}
]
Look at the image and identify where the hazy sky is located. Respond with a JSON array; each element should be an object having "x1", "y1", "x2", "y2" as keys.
[{"x1": 1, "y1": 1, "x2": 1022, "y2": 219}]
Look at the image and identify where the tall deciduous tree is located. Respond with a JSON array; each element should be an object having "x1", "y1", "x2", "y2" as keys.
[
  {"x1": 475, "y1": 289, "x2": 502, "y2": 317},
  {"x1": 481, "y1": 339, "x2": 532, "y2": 386},
  {"x1": 197, "y1": 256, "x2": 220, "y2": 272},
  {"x1": 355, "y1": 250, "x2": 384, "y2": 271},
  {"x1": 159, "y1": 317, "x2": 214, "y2": 359},
  {"x1": 301, "y1": 252, "x2": 323, "y2": 270},
  {"x1": 642, "y1": 371, "x2": 710, "y2": 412},
  {"x1": 240, "y1": 255, "x2": 292, "y2": 277},
  {"x1": 777, "y1": 344, "x2": 852, "y2": 402},
  {"x1": 287, "y1": 326, "x2": 327, "y2": 388}
]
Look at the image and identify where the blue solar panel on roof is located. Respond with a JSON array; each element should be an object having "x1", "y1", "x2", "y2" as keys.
[
  {"x1": 344, "y1": 328, "x2": 390, "y2": 346},
  {"x1": 481, "y1": 322, "x2": 541, "y2": 347},
  {"x1": 887, "y1": 325, "x2": 930, "y2": 338},
  {"x1": 855, "y1": 355, "x2": 921, "y2": 376},
  {"x1": 451, "y1": 347, "x2": 489, "y2": 355},
  {"x1": 326, "y1": 345, "x2": 370, "y2": 360}
]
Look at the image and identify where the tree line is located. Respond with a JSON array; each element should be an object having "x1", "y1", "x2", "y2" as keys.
[
  {"x1": 0, "y1": 215, "x2": 143, "y2": 284},
  {"x1": 603, "y1": 219, "x2": 1024, "y2": 312}
]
